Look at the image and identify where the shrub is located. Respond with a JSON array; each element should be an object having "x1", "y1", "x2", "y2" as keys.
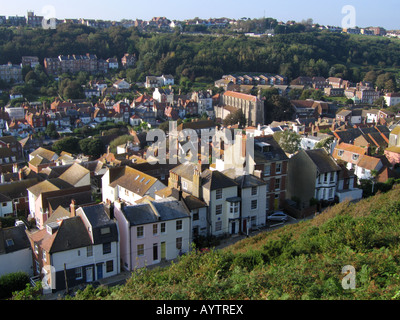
[{"x1": 0, "y1": 272, "x2": 30, "y2": 299}]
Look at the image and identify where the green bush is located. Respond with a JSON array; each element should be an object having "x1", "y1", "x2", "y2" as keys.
[{"x1": 0, "y1": 272, "x2": 30, "y2": 299}]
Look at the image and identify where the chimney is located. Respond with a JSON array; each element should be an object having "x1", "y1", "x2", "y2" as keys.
[
  {"x1": 192, "y1": 167, "x2": 201, "y2": 199},
  {"x1": 18, "y1": 168, "x2": 23, "y2": 181},
  {"x1": 70, "y1": 199, "x2": 76, "y2": 217}
]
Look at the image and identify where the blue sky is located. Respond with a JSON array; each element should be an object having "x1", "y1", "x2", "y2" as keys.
[{"x1": 1, "y1": 0, "x2": 398, "y2": 30}]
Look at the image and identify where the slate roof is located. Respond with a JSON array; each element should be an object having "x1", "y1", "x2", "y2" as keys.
[
  {"x1": 29, "y1": 217, "x2": 92, "y2": 254},
  {"x1": 305, "y1": 149, "x2": 341, "y2": 173},
  {"x1": 357, "y1": 155, "x2": 382, "y2": 171},
  {"x1": 57, "y1": 163, "x2": 90, "y2": 186},
  {"x1": 121, "y1": 197, "x2": 190, "y2": 226},
  {"x1": 0, "y1": 226, "x2": 30, "y2": 255},
  {"x1": 222, "y1": 168, "x2": 266, "y2": 188},
  {"x1": 200, "y1": 169, "x2": 238, "y2": 191},
  {"x1": 77, "y1": 204, "x2": 118, "y2": 245}
]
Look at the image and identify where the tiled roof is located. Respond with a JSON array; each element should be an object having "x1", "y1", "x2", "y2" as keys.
[
  {"x1": 357, "y1": 155, "x2": 381, "y2": 171},
  {"x1": 223, "y1": 91, "x2": 258, "y2": 102}
]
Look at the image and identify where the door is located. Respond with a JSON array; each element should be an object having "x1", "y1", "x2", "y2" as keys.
[
  {"x1": 86, "y1": 267, "x2": 93, "y2": 283},
  {"x1": 243, "y1": 219, "x2": 247, "y2": 235},
  {"x1": 231, "y1": 222, "x2": 236, "y2": 234},
  {"x1": 96, "y1": 264, "x2": 103, "y2": 280},
  {"x1": 161, "y1": 242, "x2": 166, "y2": 260},
  {"x1": 153, "y1": 243, "x2": 158, "y2": 261}
]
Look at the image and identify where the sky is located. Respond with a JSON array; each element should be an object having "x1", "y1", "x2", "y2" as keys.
[{"x1": 1, "y1": 0, "x2": 398, "y2": 30}]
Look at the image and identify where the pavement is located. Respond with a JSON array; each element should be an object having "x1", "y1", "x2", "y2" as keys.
[{"x1": 41, "y1": 214, "x2": 309, "y2": 300}]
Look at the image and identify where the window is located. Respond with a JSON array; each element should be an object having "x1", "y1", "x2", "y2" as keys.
[
  {"x1": 216, "y1": 189, "x2": 223, "y2": 200},
  {"x1": 182, "y1": 180, "x2": 188, "y2": 191},
  {"x1": 43, "y1": 250, "x2": 47, "y2": 262},
  {"x1": 230, "y1": 202, "x2": 239, "y2": 214},
  {"x1": 329, "y1": 188, "x2": 334, "y2": 199},
  {"x1": 103, "y1": 242, "x2": 111, "y2": 255},
  {"x1": 34, "y1": 244, "x2": 39, "y2": 255},
  {"x1": 101, "y1": 227, "x2": 110, "y2": 235},
  {"x1": 276, "y1": 163, "x2": 282, "y2": 174},
  {"x1": 106, "y1": 260, "x2": 114, "y2": 273},
  {"x1": 251, "y1": 200, "x2": 258, "y2": 210},
  {"x1": 161, "y1": 223, "x2": 166, "y2": 234},
  {"x1": 87, "y1": 246, "x2": 93, "y2": 257},
  {"x1": 216, "y1": 204, "x2": 223, "y2": 215},
  {"x1": 324, "y1": 173, "x2": 328, "y2": 183},
  {"x1": 352, "y1": 154, "x2": 359, "y2": 161},
  {"x1": 338, "y1": 150, "x2": 344, "y2": 157},
  {"x1": 75, "y1": 267, "x2": 83, "y2": 280},
  {"x1": 264, "y1": 164, "x2": 271, "y2": 176},
  {"x1": 215, "y1": 221, "x2": 222, "y2": 232},
  {"x1": 176, "y1": 220, "x2": 182, "y2": 231},
  {"x1": 330, "y1": 173, "x2": 335, "y2": 182},
  {"x1": 153, "y1": 224, "x2": 158, "y2": 235},
  {"x1": 137, "y1": 244, "x2": 144, "y2": 256},
  {"x1": 192, "y1": 209, "x2": 199, "y2": 221},
  {"x1": 137, "y1": 226, "x2": 144, "y2": 238},
  {"x1": 176, "y1": 237, "x2": 182, "y2": 250},
  {"x1": 275, "y1": 178, "x2": 281, "y2": 191},
  {"x1": 251, "y1": 187, "x2": 258, "y2": 196},
  {"x1": 5, "y1": 239, "x2": 14, "y2": 247}
]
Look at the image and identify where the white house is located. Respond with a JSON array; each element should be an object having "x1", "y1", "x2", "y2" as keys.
[
  {"x1": 28, "y1": 203, "x2": 119, "y2": 293},
  {"x1": 384, "y1": 93, "x2": 400, "y2": 107},
  {"x1": 353, "y1": 155, "x2": 383, "y2": 182},
  {"x1": 102, "y1": 166, "x2": 166, "y2": 205},
  {"x1": 107, "y1": 58, "x2": 119, "y2": 69},
  {"x1": 113, "y1": 79, "x2": 130, "y2": 90},
  {"x1": 0, "y1": 193, "x2": 13, "y2": 217},
  {"x1": 0, "y1": 225, "x2": 33, "y2": 277},
  {"x1": 222, "y1": 168, "x2": 267, "y2": 233}
]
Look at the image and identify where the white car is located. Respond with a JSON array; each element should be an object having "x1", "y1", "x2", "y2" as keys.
[{"x1": 267, "y1": 212, "x2": 289, "y2": 222}]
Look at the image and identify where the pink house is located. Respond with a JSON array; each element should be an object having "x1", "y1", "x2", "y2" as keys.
[
  {"x1": 113, "y1": 197, "x2": 191, "y2": 270},
  {"x1": 384, "y1": 147, "x2": 400, "y2": 166}
]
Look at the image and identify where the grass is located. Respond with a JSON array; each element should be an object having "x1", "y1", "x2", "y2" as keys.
[{"x1": 64, "y1": 185, "x2": 400, "y2": 300}]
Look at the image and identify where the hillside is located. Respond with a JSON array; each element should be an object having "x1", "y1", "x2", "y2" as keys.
[{"x1": 70, "y1": 186, "x2": 400, "y2": 300}]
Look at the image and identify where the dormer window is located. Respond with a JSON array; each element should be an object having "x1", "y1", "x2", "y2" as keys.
[
  {"x1": 352, "y1": 154, "x2": 359, "y2": 161},
  {"x1": 338, "y1": 150, "x2": 344, "y2": 157}
]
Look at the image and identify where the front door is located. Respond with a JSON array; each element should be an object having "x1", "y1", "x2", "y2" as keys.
[
  {"x1": 161, "y1": 242, "x2": 166, "y2": 260},
  {"x1": 231, "y1": 222, "x2": 236, "y2": 234},
  {"x1": 86, "y1": 267, "x2": 93, "y2": 282},
  {"x1": 97, "y1": 264, "x2": 103, "y2": 280}
]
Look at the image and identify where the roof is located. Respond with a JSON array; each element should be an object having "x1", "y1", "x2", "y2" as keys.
[
  {"x1": 170, "y1": 162, "x2": 208, "y2": 181},
  {"x1": 391, "y1": 126, "x2": 400, "y2": 136},
  {"x1": 181, "y1": 192, "x2": 207, "y2": 210},
  {"x1": 57, "y1": 163, "x2": 90, "y2": 186},
  {"x1": 357, "y1": 155, "x2": 382, "y2": 171},
  {"x1": 77, "y1": 204, "x2": 118, "y2": 244},
  {"x1": 0, "y1": 226, "x2": 30, "y2": 255},
  {"x1": 29, "y1": 147, "x2": 57, "y2": 161},
  {"x1": 333, "y1": 142, "x2": 367, "y2": 163},
  {"x1": 222, "y1": 168, "x2": 266, "y2": 188},
  {"x1": 121, "y1": 197, "x2": 190, "y2": 226},
  {"x1": 29, "y1": 216, "x2": 92, "y2": 254},
  {"x1": 47, "y1": 190, "x2": 94, "y2": 211},
  {"x1": 305, "y1": 149, "x2": 341, "y2": 173},
  {"x1": 200, "y1": 169, "x2": 238, "y2": 190},
  {"x1": 223, "y1": 91, "x2": 258, "y2": 102},
  {"x1": 108, "y1": 166, "x2": 159, "y2": 196}
]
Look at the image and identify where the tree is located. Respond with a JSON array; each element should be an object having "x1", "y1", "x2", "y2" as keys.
[
  {"x1": 79, "y1": 138, "x2": 105, "y2": 159},
  {"x1": 52, "y1": 137, "x2": 80, "y2": 155},
  {"x1": 273, "y1": 130, "x2": 301, "y2": 154},
  {"x1": 45, "y1": 123, "x2": 59, "y2": 139},
  {"x1": 222, "y1": 109, "x2": 246, "y2": 127}
]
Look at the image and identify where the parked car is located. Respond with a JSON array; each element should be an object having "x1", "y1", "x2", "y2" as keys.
[{"x1": 267, "y1": 212, "x2": 289, "y2": 222}]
